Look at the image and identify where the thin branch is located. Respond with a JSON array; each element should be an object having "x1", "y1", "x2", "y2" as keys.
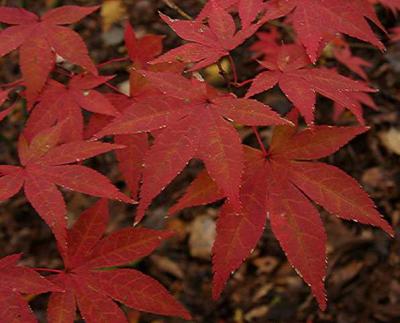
[
  {"x1": 33, "y1": 267, "x2": 63, "y2": 274},
  {"x1": 162, "y1": 0, "x2": 193, "y2": 20},
  {"x1": 0, "y1": 79, "x2": 23, "y2": 88},
  {"x1": 233, "y1": 79, "x2": 254, "y2": 88},
  {"x1": 97, "y1": 57, "x2": 130, "y2": 68},
  {"x1": 228, "y1": 54, "x2": 238, "y2": 84}
]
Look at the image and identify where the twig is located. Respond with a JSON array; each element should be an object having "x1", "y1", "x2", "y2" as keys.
[
  {"x1": 33, "y1": 267, "x2": 63, "y2": 274},
  {"x1": 97, "y1": 57, "x2": 130, "y2": 68},
  {"x1": 252, "y1": 126, "x2": 268, "y2": 157},
  {"x1": 233, "y1": 79, "x2": 253, "y2": 88},
  {"x1": 0, "y1": 79, "x2": 23, "y2": 88},
  {"x1": 228, "y1": 54, "x2": 238, "y2": 84},
  {"x1": 162, "y1": 0, "x2": 192, "y2": 20}
]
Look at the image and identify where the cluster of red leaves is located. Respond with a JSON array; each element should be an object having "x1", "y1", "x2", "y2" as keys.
[{"x1": 0, "y1": 0, "x2": 398, "y2": 321}]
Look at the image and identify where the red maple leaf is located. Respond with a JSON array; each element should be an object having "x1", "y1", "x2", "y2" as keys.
[
  {"x1": 0, "y1": 254, "x2": 61, "y2": 323},
  {"x1": 280, "y1": 0, "x2": 386, "y2": 62},
  {"x1": 249, "y1": 28, "x2": 282, "y2": 58},
  {"x1": 24, "y1": 74, "x2": 118, "y2": 142},
  {"x1": 0, "y1": 5, "x2": 98, "y2": 105},
  {"x1": 0, "y1": 122, "x2": 133, "y2": 255},
  {"x1": 124, "y1": 23, "x2": 184, "y2": 99},
  {"x1": 84, "y1": 93, "x2": 150, "y2": 200},
  {"x1": 246, "y1": 44, "x2": 375, "y2": 124},
  {"x1": 333, "y1": 91, "x2": 378, "y2": 124},
  {"x1": 151, "y1": 0, "x2": 269, "y2": 70},
  {"x1": 95, "y1": 71, "x2": 289, "y2": 222},
  {"x1": 330, "y1": 38, "x2": 372, "y2": 80},
  {"x1": 46, "y1": 199, "x2": 191, "y2": 322},
  {"x1": 125, "y1": 22, "x2": 164, "y2": 69},
  {"x1": 169, "y1": 110, "x2": 393, "y2": 309}
]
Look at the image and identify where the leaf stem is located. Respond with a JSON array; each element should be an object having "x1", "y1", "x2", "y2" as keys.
[
  {"x1": 252, "y1": 126, "x2": 268, "y2": 157},
  {"x1": 228, "y1": 54, "x2": 238, "y2": 84},
  {"x1": 162, "y1": 0, "x2": 193, "y2": 20},
  {"x1": 0, "y1": 79, "x2": 24, "y2": 89},
  {"x1": 103, "y1": 82, "x2": 130, "y2": 97},
  {"x1": 97, "y1": 57, "x2": 130, "y2": 68},
  {"x1": 33, "y1": 267, "x2": 63, "y2": 274},
  {"x1": 233, "y1": 79, "x2": 253, "y2": 88}
]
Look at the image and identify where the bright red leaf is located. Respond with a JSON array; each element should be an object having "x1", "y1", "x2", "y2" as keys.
[
  {"x1": 24, "y1": 74, "x2": 118, "y2": 142},
  {"x1": 246, "y1": 44, "x2": 375, "y2": 124},
  {"x1": 95, "y1": 71, "x2": 289, "y2": 222},
  {"x1": 170, "y1": 110, "x2": 393, "y2": 309},
  {"x1": 46, "y1": 199, "x2": 191, "y2": 322},
  {"x1": 0, "y1": 5, "x2": 98, "y2": 105},
  {"x1": 151, "y1": 0, "x2": 269, "y2": 70},
  {"x1": 281, "y1": 0, "x2": 386, "y2": 62},
  {"x1": 0, "y1": 254, "x2": 61, "y2": 323},
  {"x1": 0, "y1": 122, "x2": 133, "y2": 255}
]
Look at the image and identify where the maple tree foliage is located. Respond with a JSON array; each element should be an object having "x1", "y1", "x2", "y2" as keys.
[
  {"x1": 169, "y1": 110, "x2": 394, "y2": 309},
  {"x1": 46, "y1": 199, "x2": 191, "y2": 322},
  {"x1": 246, "y1": 44, "x2": 375, "y2": 124},
  {"x1": 0, "y1": 122, "x2": 133, "y2": 254},
  {"x1": 0, "y1": 0, "x2": 397, "y2": 320},
  {"x1": 0, "y1": 5, "x2": 98, "y2": 105},
  {"x1": 95, "y1": 70, "x2": 289, "y2": 221},
  {"x1": 0, "y1": 254, "x2": 61, "y2": 322}
]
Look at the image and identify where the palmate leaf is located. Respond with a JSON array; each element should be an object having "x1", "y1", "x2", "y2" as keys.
[
  {"x1": 152, "y1": 0, "x2": 275, "y2": 70},
  {"x1": 24, "y1": 74, "x2": 118, "y2": 142},
  {"x1": 0, "y1": 122, "x2": 133, "y2": 255},
  {"x1": 282, "y1": 0, "x2": 386, "y2": 62},
  {"x1": 95, "y1": 71, "x2": 289, "y2": 222},
  {"x1": 246, "y1": 44, "x2": 375, "y2": 124},
  {"x1": 0, "y1": 254, "x2": 61, "y2": 323},
  {"x1": 46, "y1": 199, "x2": 191, "y2": 322},
  {"x1": 0, "y1": 5, "x2": 98, "y2": 105},
  {"x1": 170, "y1": 110, "x2": 393, "y2": 309}
]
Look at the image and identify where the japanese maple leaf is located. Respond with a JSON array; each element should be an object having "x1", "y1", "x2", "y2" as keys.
[
  {"x1": 95, "y1": 71, "x2": 289, "y2": 222},
  {"x1": 330, "y1": 38, "x2": 372, "y2": 80},
  {"x1": 0, "y1": 122, "x2": 133, "y2": 255},
  {"x1": 124, "y1": 23, "x2": 183, "y2": 99},
  {"x1": 125, "y1": 22, "x2": 163, "y2": 69},
  {"x1": 280, "y1": 0, "x2": 386, "y2": 62},
  {"x1": 0, "y1": 5, "x2": 98, "y2": 105},
  {"x1": 246, "y1": 44, "x2": 375, "y2": 124},
  {"x1": 85, "y1": 94, "x2": 150, "y2": 199},
  {"x1": 24, "y1": 74, "x2": 118, "y2": 142},
  {"x1": 169, "y1": 110, "x2": 393, "y2": 310},
  {"x1": 152, "y1": 0, "x2": 270, "y2": 70},
  {"x1": 333, "y1": 91, "x2": 378, "y2": 124},
  {"x1": 46, "y1": 199, "x2": 191, "y2": 322},
  {"x1": 0, "y1": 254, "x2": 61, "y2": 323},
  {"x1": 249, "y1": 28, "x2": 282, "y2": 58}
]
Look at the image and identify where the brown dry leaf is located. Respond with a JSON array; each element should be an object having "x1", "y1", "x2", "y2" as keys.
[
  {"x1": 189, "y1": 214, "x2": 216, "y2": 259},
  {"x1": 101, "y1": 0, "x2": 127, "y2": 32},
  {"x1": 378, "y1": 128, "x2": 400, "y2": 155}
]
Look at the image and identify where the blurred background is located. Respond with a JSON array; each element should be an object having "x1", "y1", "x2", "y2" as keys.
[{"x1": 0, "y1": 0, "x2": 400, "y2": 322}]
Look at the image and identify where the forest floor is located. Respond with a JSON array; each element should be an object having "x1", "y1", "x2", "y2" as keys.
[{"x1": 0, "y1": 0, "x2": 400, "y2": 322}]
